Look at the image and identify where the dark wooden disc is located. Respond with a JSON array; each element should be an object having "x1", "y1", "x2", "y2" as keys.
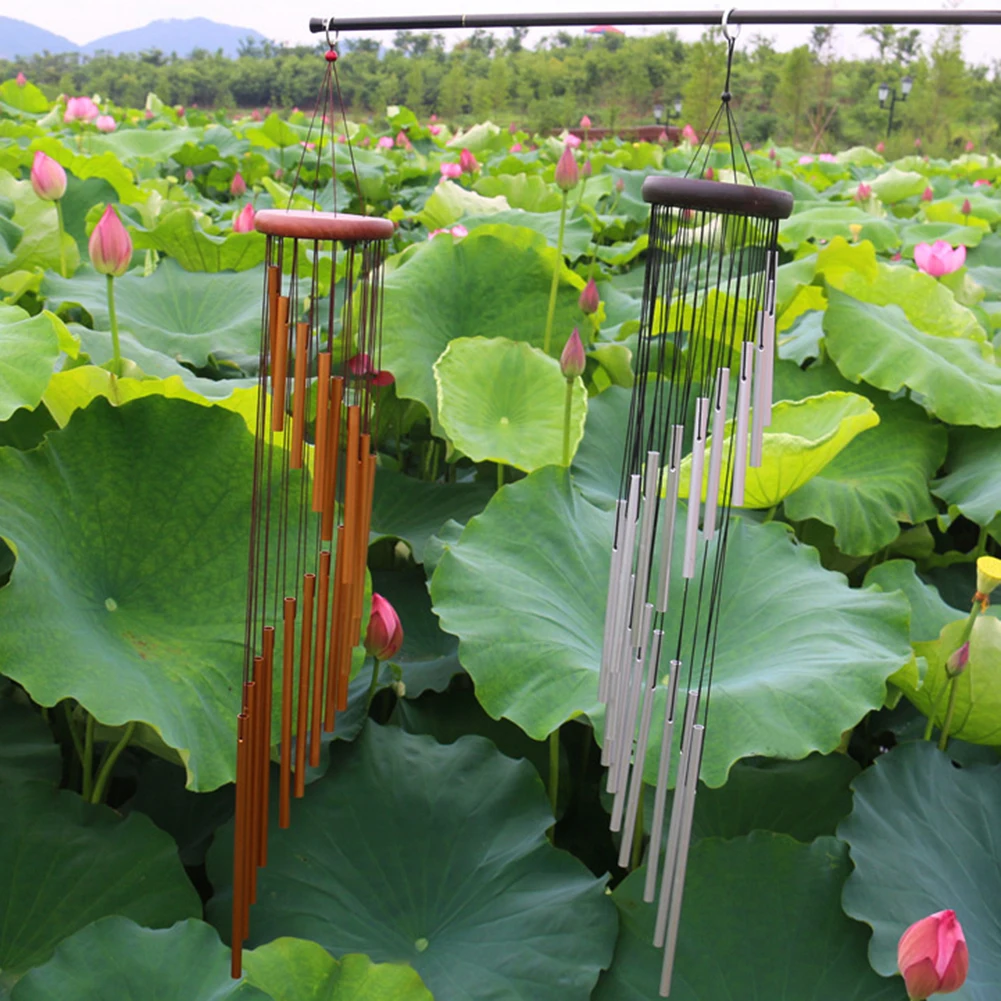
[
  {"x1": 254, "y1": 209, "x2": 395, "y2": 241},
  {"x1": 642, "y1": 177, "x2": 793, "y2": 220}
]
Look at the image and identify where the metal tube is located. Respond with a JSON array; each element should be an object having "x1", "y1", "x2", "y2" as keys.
[
  {"x1": 760, "y1": 307, "x2": 776, "y2": 429},
  {"x1": 313, "y1": 10, "x2": 1001, "y2": 33},
  {"x1": 631, "y1": 452, "x2": 662, "y2": 628},
  {"x1": 702, "y1": 368, "x2": 729, "y2": 541},
  {"x1": 599, "y1": 500, "x2": 628, "y2": 704},
  {"x1": 682, "y1": 400, "x2": 708, "y2": 579},
  {"x1": 644, "y1": 659, "x2": 682, "y2": 903},
  {"x1": 750, "y1": 312, "x2": 767, "y2": 469},
  {"x1": 655, "y1": 425, "x2": 684, "y2": 613},
  {"x1": 732, "y1": 342, "x2": 754, "y2": 504}
]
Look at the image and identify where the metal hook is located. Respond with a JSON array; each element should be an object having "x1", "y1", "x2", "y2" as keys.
[
  {"x1": 325, "y1": 19, "x2": 335, "y2": 50},
  {"x1": 721, "y1": 8, "x2": 740, "y2": 41}
]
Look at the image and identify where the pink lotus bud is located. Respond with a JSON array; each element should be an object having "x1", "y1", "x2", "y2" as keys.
[
  {"x1": 511, "y1": 142, "x2": 523, "y2": 152},
  {"x1": 365, "y1": 593, "x2": 403, "y2": 661},
  {"x1": 768, "y1": 147, "x2": 776, "y2": 159},
  {"x1": 230, "y1": 172, "x2": 247, "y2": 197},
  {"x1": 440, "y1": 162, "x2": 462, "y2": 180},
  {"x1": 16, "y1": 72, "x2": 27, "y2": 87},
  {"x1": 973, "y1": 178, "x2": 991, "y2": 188},
  {"x1": 250, "y1": 109, "x2": 262, "y2": 122},
  {"x1": 876, "y1": 141, "x2": 886, "y2": 154},
  {"x1": 798, "y1": 155, "x2": 814, "y2": 165},
  {"x1": 962, "y1": 198, "x2": 972, "y2": 216},
  {"x1": 88, "y1": 204, "x2": 132, "y2": 277},
  {"x1": 185, "y1": 169, "x2": 195, "y2": 182},
  {"x1": 946, "y1": 642, "x2": 970, "y2": 678},
  {"x1": 891, "y1": 252, "x2": 902, "y2": 262},
  {"x1": 232, "y1": 203, "x2": 256, "y2": 233},
  {"x1": 395, "y1": 131, "x2": 410, "y2": 147},
  {"x1": 560, "y1": 328, "x2": 586, "y2": 379},
  {"x1": 509, "y1": 122, "x2": 518, "y2": 134},
  {"x1": 819, "y1": 153, "x2": 837, "y2": 163},
  {"x1": 705, "y1": 166, "x2": 715, "y2": 180},
  {"x1": 371, "y1": 370, "x2": 394, "y2": 387},
  {"x1": 430, "y1": 113, "x2": 438, "y2": 122},
  {"x1": 580, "y1": 114, "x2": 592, "y2": 129},
  {"x1": 459, "y1": 148, "x2": 479, "y2": 174},
  {"x1": 578, "y1": 278, "x2": 600, "y2": 315},
  {"x1": 682, "y1": 124, "x2": 698, "y2": 144},
  {"x1": 898, "y1": 910, "x2": 968, "y2": 1000},
  {"x1": 30, "y1": 151, "x2": 66, "y2": 201},
  {"x1": 347, "y1": 353, "x2": 374, "y2": 377},
  {"x1": 554, "y1": 145, "x2": 579, "y2": 191},
  {"x1": 915, "y1": 137, "x2": 922, "y2": 148},
  {"x1": 264, "y1": 106, "x2": 272, "y2": 116},
  {"x1": 744, "y1": 141, "x2": 752, "y2": 152},
  {"x1": 855, "y1": 183, "x2": 872, "y2": 201},
  {"x1": 966, "y1": 140, "x2": 975, "y2": 152},
  {"x1": 95, "y1": 114, "x2": 116, "y2": 133},
  {"x1": 775, "y1": 158, "x2": 781, "y2": 167},
  {"x1": 615, "y1": 178, "x2": 625, "y2": 192},
  {"x1": 581, "y1": 159, "x2": 592, "y2": 179},
  {"x1": 565, "y1": 133, "x2": 582, "y2": 149},
  {"x1": 274, "y1": 167, "x2": 284, "y2": 180},
  {"x1": 292, "y1": 107, "x2": 299, "y2": 114},
  {"x1": 658, "y1": 130, "x2": 668, "y2": 143},
  {"x1": 914, "y1": 240, "x2": 966, "y2": 277},
  {"x1": 144, "y1": 109, "x2": 153, "y2": 120},
  {"x1": 921, "y1": 187, "x2": 934, "y2": 202},
  {"x1": 377, "y1": 136, "x2": 393, "y2": 149},
  {"x1": 429, "y1": 124, "x2": 442, "y2": 136},
  {"x1": 176, "y1": 106, "x2": 185, "y2": 117}
]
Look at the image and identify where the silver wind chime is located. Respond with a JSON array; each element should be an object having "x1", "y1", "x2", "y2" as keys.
[{"x1": 598, "y1": 13, "x2": 793, "y2": 996}]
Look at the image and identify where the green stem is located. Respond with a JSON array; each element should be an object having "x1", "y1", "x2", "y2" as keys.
[
  {"x1": 366, "y1": 658, "x2": 381, "y2": 713},
  {"x1": 542, "y1": 191, "x2": 568, "y2": 355},
  {"x1": 81, "y1": 714, "x2": 95, "y2": 800},
  {"x1": 106, "y1": 274, "x2": 122, "y2": 378},
  {"x1": 63, "y1": 701, "x2": 85, "y2": 764},
  {"x1": 496, "y1": 461, "x2": 504, "y2": 491},
  {"x1": 935, "y1": 603, "x2": 981, "y2": 750},
  {"x1": 562, "y1": 378, "x2": 574, "y2": 466},
  {"x1": 548, "y1": 727, "x2": 560, "y2": 836},
  {"x1": 975, "y1": 524, "x2": 988, "y2": 560},
  {"x1": 630, "y1": 782, "x2": 646, "y2": 871},
  {"x1": 54, "y1": 199, "x2": 68, "y2": 279},
  {"x1": 90, "y1": 722, "x2": 135, "y2": 804},
  {"x1": 762, "y1": 505, "x2": 777, "y2": 524}
]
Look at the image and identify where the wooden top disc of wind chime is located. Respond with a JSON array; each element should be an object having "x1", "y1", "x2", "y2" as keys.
[
  {"x1": 254, "y1": 208, "x2": 395, "y2": 241},
  {"x1": 641, "y1": 175, "x2": 793, "y2": 218}
]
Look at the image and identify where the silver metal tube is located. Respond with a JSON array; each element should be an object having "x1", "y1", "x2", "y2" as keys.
[
  {"x1": 599, "y1": 499, "x2": 628, "y2": 703},
  {"x1": 659, "y1": 723, "x2": 706, "y2": 998},
  {"x1": 653, "y1": 689, "x2": 699, "y2": 947},
  {"x1": 750, "y1": 312, "x2": 767, "y2": 468},
  {"x1": 761, "y1": 306, "x2": 776, "y2": 428},
  {"x1": 702, "y1": 367, "x2": 729, "y2": 541},
  {"x1": 682, "y1": 400, "x2": 708, "y2": 578},
  {"x1": 655, "y1": 425, "x2": 684, "y2": 613},
  {"x1": 732, "y1": 342, "x2": 754, "y2": 501},
  {"x1": 631, "y1": 452, "x2": 662, "y2": 627},
  {"x1": 604, "y1": 611, "x2": 633, "y2": 783},
  {"x1": 617, "y1": 629, "x2": 663, "y2": 868}
]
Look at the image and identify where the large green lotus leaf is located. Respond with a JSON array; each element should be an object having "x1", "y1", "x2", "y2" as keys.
[
  {"x1": 0, "y1": 688, "x2": 60, "y2": 791},
  {"x1": 379, "y1": 225, "x2": 584, "y2": 430},
  {"x1": 779, "y1": 206, "x2": 899, "y2": 251},
  {"x1": 435, "y1": 337, "x2": 587, "y2": 471},
  {"x1": 681, "y1": 392, "x2": 879, "y2": 510},
  {"x1": 244, "y1": 938, "x2": 433, "y2": 1001},
  {"x1": 932, "y1": 427, "x2": 1001, "y2": 527},
  {"x1": 863, "y1": 560, "x2": 960, "y2": 643},
  {"x1": 901, "y1": 222, "x2": 986, "y2": 254},
  {"x1": 784, "y1": 393, "x2": 947, "y2": 555},
  {"x1": 9, "y1": 917, "x2": 267, "y2": 1001},
  {"x1": 0, "y1": 80, "x2": 49, "y2": 115},
  {"x1": 369, "y1": 466, "x2": 493, "y2": 563},
  {"x1": 823, "y1": 288, "x2": 1001, "y2": 427},
  {"x1": 86, "y1": 127, "x2": 207, "y2": 165},
  {"x1": 869, "y1": 166, "x2": 927, "y2": 202},
  {"x1": 898, "y1": 615, "x2": 1001, "y2": 746},
  {"x1": 42, "y1": 260, "x2": 262, "y2": 370},
  {"x1": 572, "y1": 385, "x2": 631, "y2": 510},
  {"x1": 461, "y1": 211, "x2": 594, "y2": 259},
  {"x1": 206, "y1": 724, "x2": 617, "y2": 1001},
  {"x1": 130, "y1": 209, "x2": 266, "y2": 272},
  {"x1": 839, "y1": 741, "x2": 1001, "y2": 1000},
  {"x1": 474, "y1": 173, "x2": 563, "y2": 212},
  {"x1": 430, "y1": 466, "x2": 911, "y2": 784},
  {"x1": 0, "y1": 170, "x2": 79, "y2": 277},
  {"x1": 777, "y1": 309, "x2": 825, "y2": 364},
  {"x1": 593, "y1": 834, "x2": 904, "y2": 1001},
  {"x1": 0, "y1": 306, "x2": 62, "y2": 421},
  {"x1": 0, "y1": 787, "x2": 200, "y2": 983},
  {"x1": 0, "y1": 397, "x2": 308, "y2": 790},
  {"x1": 417, "y1": 179, "x2": 509, "y2": 229}
]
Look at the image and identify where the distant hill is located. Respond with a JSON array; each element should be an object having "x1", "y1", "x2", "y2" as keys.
[
  {"x1": 0, "y1": 17, "x2": 78, "y2": 59},
  {"x1": 0, "y1": 16, "x2": 269, "y2": 60}
]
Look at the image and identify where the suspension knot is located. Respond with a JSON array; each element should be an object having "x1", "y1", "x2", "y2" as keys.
[
  {"x1": 721, "y1": 91, "x2": 732, "y2": 103},
  {"x1": 325, "y1": 49, "x2": 338, "y2": 62}
]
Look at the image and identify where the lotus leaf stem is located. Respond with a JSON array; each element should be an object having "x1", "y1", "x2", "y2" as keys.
[
  {"x1": 82, "y1": 713, "x2": 95, "y2": 800},
  {"x1": 936, "y1": 603, "x2": 981, "y2": 751},
  {"x1": 106, "y1": 274, "x2": 123, "y2": 382},
  {"x1": 548, "y1": 727, "x2": 559, "y2": 839},
  {"x1": 631, "y1": 782, "x2": 646, "y2": 871},
  {"x1": 562, "y1": 378, "x2": 574, "y2": 466},
  {"x1": 366, "y1": 657, "x2": 381, "y2": 712},
  {"x1": 542, "y1": 191, "x2": 568, "y2": 355},
  {"x1": 63, "y1": 701, "x2": 84, "y2": 764},
  {"x1": 91, "y1": 721, "x2": 136, "y2": 804},
  {"x1": 54, "y1": 199, "x2": 68, "y2": 279}
]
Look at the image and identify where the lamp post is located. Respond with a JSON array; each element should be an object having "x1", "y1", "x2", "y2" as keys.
[
  {"x1": 653, "y1": 101, "x2": 664, "y2": 125},
  {"x1": 654, "y1": 97, "x2": 682, "y2": 128},
  {"x1": 878, "y1": 74, "x2": 913, "y2": 139}
]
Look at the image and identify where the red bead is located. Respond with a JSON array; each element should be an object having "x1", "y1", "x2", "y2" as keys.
[{"x1": 325, "y1": 49, "x2": 338, "y2": 62}]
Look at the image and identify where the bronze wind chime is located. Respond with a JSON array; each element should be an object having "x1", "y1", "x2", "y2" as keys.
[
  {"x1": 229, "y1": 40, "x2": 394, "y2": 978},
  {"x1": 598, "y1": 13, "x2": 792, "y2": 996}
]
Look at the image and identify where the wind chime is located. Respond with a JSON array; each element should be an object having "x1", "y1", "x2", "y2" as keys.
[
  {"x1": 229, "y1": 38, "x2": 394, "y2": 978},
  {"x1": 597, "y1": 13, "x2": 792, "y2": 996}
]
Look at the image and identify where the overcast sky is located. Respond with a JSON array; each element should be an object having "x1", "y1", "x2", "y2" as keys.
[{"x1": 33, "y1": 0, "x2": 1001, "y2": 66}]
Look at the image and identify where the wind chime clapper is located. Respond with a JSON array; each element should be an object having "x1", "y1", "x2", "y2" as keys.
[
  {"x1": 230, "y1": 207, "x2": 393, "y2": 978},
  {"x1": 599, "y1": 173, "x2": 791, "y2": 995}
]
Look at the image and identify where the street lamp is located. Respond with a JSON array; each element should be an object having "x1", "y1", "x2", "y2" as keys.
[
  {"x1": 878, "y1": 74, "x2": 913, "y2": 139},
  {"x1": 653, "y1": 102, "x2": 664, "y2": 125}
]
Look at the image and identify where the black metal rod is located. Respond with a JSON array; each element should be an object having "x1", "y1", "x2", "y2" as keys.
[{"x1": 310, "y1": 9, "x2": 1001, "y2": 34}]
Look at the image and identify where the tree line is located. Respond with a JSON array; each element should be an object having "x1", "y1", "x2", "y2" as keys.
[{"x1": 3, "y1": 25, "x2": 997, "y2": 155}]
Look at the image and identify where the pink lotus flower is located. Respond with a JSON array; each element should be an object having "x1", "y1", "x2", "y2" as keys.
[
  {"x1": 511, "y1": 142, "x2": 523, "y2": 152},
  {"x1": 348, "y1": 352, "x2": 375, "y2": 377},
  {"x1": 440, "y1": 162, "x2": 462, "y2": 179},
  {"x1": 705, "y1": 166, "x2": 715, "y2": 181},
  {"x1": 300, "y1": 140, "x2": 316, "y2": 151},
  {"x1": 64, "y1": 96, "x2": 99, "y2": 122},
  {"x1": 560, "y1": 328, "x2": 586, "y2": 380},
  {"x1": 914, "y1": 240, "x2": 966, "y2": 277},
  {"x1": 250, "y1": 109, "x2": 262, "y2": 121},
  {"x1": 459, "y1": 148, "x2": 479, "y2": 173},
  {"x1": 144, "y1": 109, "x2": 153, "y2": 120},
  {"x1": 95, "y1": 115, "x2": 116, "y2": 133},
  {"x1": 88, "y1": 205, "x2": 132, "y2": 277},
  {"x1": 176, "y1": 106, "x2": 185, "y2": 117},
  {"x1": 921, "y1": 187, "x2": 934, "y2": 202},
  {"x1": 396, "y1": 131, "x2": 410, "y2": 148},
  {"x1": 891, "y1": 252, "x2": 902, "y2": 262},
  {"x1": 565, "y1": 133, "x2": 582, "y2": 149},
  {"x1": 429, "y1": 124, "x2": 442, "y2": 136},
  {"x1": 30, "y1": 151, "x2": 66, "y2": 201},
  {"x1": 554, "y1": 145, "x2": 579, "y2": 191},
  {"x1": 658, "y1": 130, "x2": 668, "y2": 143},
  {"x1": 966, "y1": 140, "x2": 975, "y2": 152},
  {"x1": 365, "y1": 593, "x2": 403, "y2": 661},
  {"x1": 855, "y1": 183, "x2": 872, "y2": 201},
  {"x1": 578, "y1": 278, "x2": 600, "y2": 315},
  {"x1": 876, "y1": 141, "x2": 886, "y2": 154},
  {"x1": 898, "y1": 910, "x2": 968, "y2": 1000},
  {"x1": 430, "y1": 114, "x2": 438, "y2": 122},
  {"x1": 450, "y1": 224, "x2": 468, "y2": 238},
  {"x1": 682, "y1": 124, "x2": 698, "y2": 144},
  {"x1": 819, "y1": 153, "x2": 837, "y2": 163},
  {"x1": 230, "y1": 172, "x2": 247, "y2": 197},
  {"x1": 973, "y1": 179, "x2": 990, "y2": 188},
  {"x1": 16, "y1": 72, "x2": 27, "y2": 87},
  {"x1": 580, "y1": 114, "x2": 592, "y2": 129},
  {"x1": 184, "y1": 169, "x2": 195, "y2": 182},
  {"x1": 232, "y1": 203, "x2": 256, "y2": 233},
  {"x1": 798, "y1": 155, "x2": 814, "y2": 165},
  {"x1": 914, "y1": 137, "x2": 922, "y2": 148},
  {"x1": 377, "y1": 136, "x2": 394, "y2": 149}
]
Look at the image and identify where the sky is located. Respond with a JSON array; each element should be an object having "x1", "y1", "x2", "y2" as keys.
[{"x1": 30, "y1": 0, "x2": 1001, "y2": 67}]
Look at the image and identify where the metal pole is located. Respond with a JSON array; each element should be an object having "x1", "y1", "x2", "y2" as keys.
[
  {"x1": 311, "y1": 9, "x2": 1001, "y2": 34},
  {"x1": 886, "y1": 91, "x2": 896, "y2": 140}
]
